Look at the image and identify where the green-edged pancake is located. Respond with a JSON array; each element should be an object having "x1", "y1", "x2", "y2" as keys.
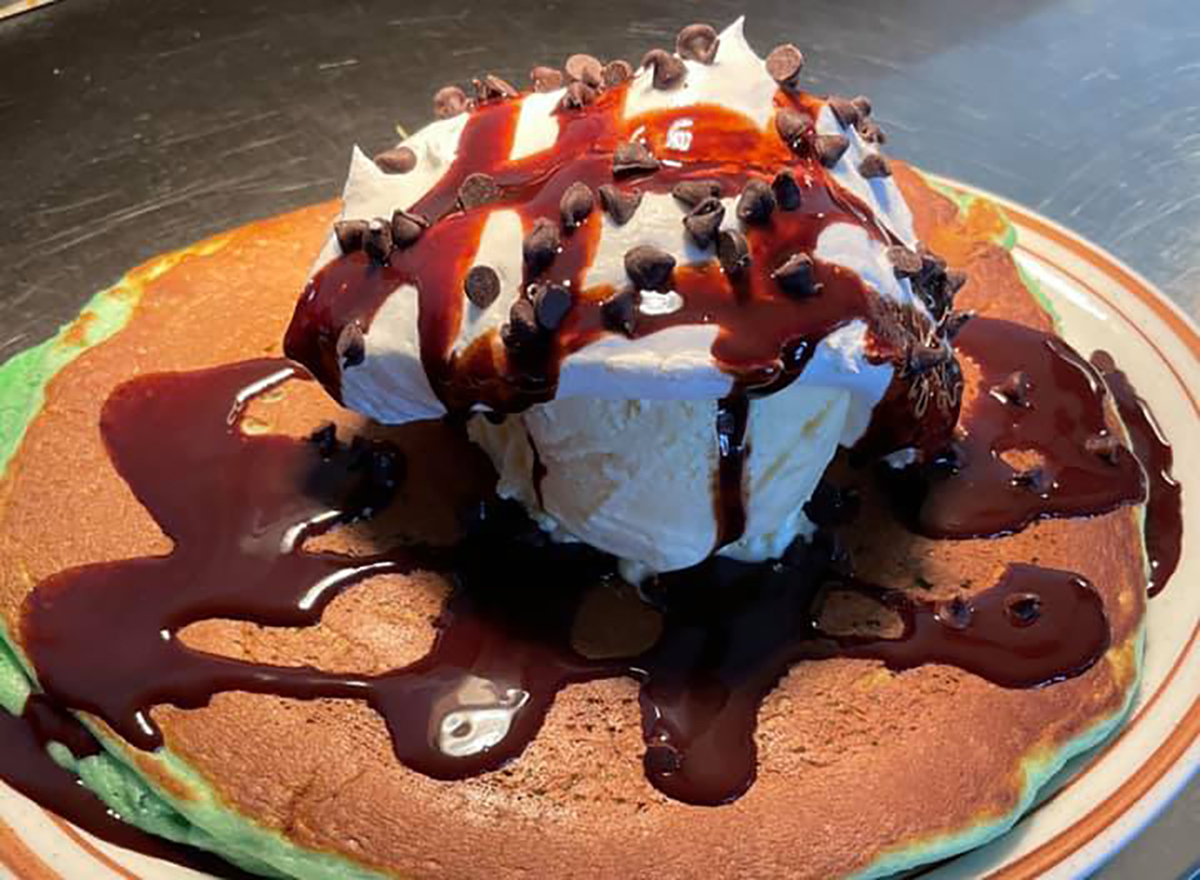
[{"x1": 0, "y1": 165, "x2": 1147, "y2": 879}]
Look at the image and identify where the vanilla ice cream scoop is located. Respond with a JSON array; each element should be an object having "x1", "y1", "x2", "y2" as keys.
[{"x1": 285, "y1": 18, "x2": 967, "y2": 574}]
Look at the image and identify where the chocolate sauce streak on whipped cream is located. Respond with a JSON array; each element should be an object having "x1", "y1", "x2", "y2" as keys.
[
  {"x1": 20, "y1": 359, "x2": 1110, "y2": 808},
  {"x1": 284, "y1": 87, "x2": 955, "y2": 458},
  {"x1": 714, "y1": 393, "x2": 750, "y2": 548},
  {"x1": 0, "y1": 697, "x2": 254, "y2": 878},
  {"x1": 1092, "y1": 351, "x2": 1183, "y2": 596},
  {"x1": 894, "y1": 317, "x2": 1146, "y2": 538}
]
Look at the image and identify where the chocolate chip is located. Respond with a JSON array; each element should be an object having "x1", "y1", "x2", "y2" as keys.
[
  {"x1": 683, "y1": 197, "x2": 725, "y2": 249},
  {"x1": 737, "y1": 179, "x2": 776, "y2": 225},
  {"x1": 373, "y1": 146, "x2": 417, "y2": 174},
  {"x1": 851, "y1": 95, "x2": 872, "y2": 118},
  {"x1": 803, "y1": 481, "x2": 861, "y2": 528},
  {"x1": 672, "y1": 179, "x2": 722, "y2": 207},
  {"x1": 857, "y1": 119, "x2": 886, "y2": 144},
  {"x1": 1085, "y1": 433, "x2": 1122, "y2": 465},
  {"x1": 772, "y1": 170, "x2": 802, "y2": 210},
  {"x1": 600, "y1": 288, "x2": 638, "y2": 336},
  {"x1": 717, "y1": 228, "x2": 751, "y2": 276},
  {"x1": 676, "y1": 23, "x2": 720, "y2": 64},
  {"x1": 765, "y1": 44, "x2": 804, "y2": 88},
  {"x1": 558, "y1": 81, "x2": 597, "y2": 111},
  {"x1": 308, "y1": 423, "x2": 338, "y2": 459},
  {"x1": 363, "y1": 218, "x2": 393, "y2": 263},
  {"x1": 390, "y1": 209, "x2": 428, "y2": 249},
  {"x1": 598, "y1": 184, "x2": 643, "y2": 224},
  {"x1": 907, "y1": 342, "x2": 950, "y2": 376},
  {"x1": 334, "y1": 219, "x2": 368, "y2": 253},
  {"x1": 1012, "y1": 467, "x2": 1050, "y2": 493},
  {"x1": 433, "y1": 85, "x2": 469, "y2": 119},
  {"x1": 946, "y1": 269, "x2": 969, "y2": 295},
  {"x1": 1005, "y1": 592, "x2": 1043, "y2": 627},
  {"x1": 530, "y1": 66, "x2": 564, "y2": 92},
  {"x1": 941, "y1": 309, "x2": 974, "y2": 340},
  {"x1": 523, "y1": 218, "x2": 561, "y2": 276},
  {"x1": 774, "y1": 108, "x2": 812, "y2": 148},
  {"x1": 887, "y1": 245, "x2": 924, "y2": 278},
  {"x1": 458, "y1": 172, "x2": 501, "y2": 210},
  {"x1": 565, "y1": 53, "x2": 604, "y2": 87},
  {"x1": 501, "y1": 299, "x2": 541, "y2": 351},
  {"x1": 624, "y1": 244, "x2": 676, "y2": 291},
  {"x1": 602, "y1": 59, "x2": 633, "y2": 87},
  {"x1": 994, "y1": 371, "x2": 1032, "y2": 407},
  {"x1": 560, "y1": 182, "x2": 595, "y2": 230},
  {"x1": 858, "y1": 152, "x2": 892, "y2": 178},
  {"x1": 641, "y1": 48, "x2": 687, "y2": 90},
  {"x1": 613, "y1": 140, "x2": 660, "y2": 176},
  {"x1": 937, "y1": 595, "x2": 973, "y2": 630},
  {"x1": 814, "y1": 133, "x2": 849, "y2": 167},
  {"x1": 828, "y1": 96, "x2": 860, "y2": 127},
  {"x1": 474, "y1": 74, "x2": 519, "y2": 102},
  {"x1": 773, "y1": 253, "x2": 819, "y2": 297},
  {"x1": 464, "y1": 265, "x2": 501, "y2": 309},
  {"x1": 533, "y1": 281, "x2": 573, "y2": 331},
  {"x1": 336, "y1": 322, "x2": 366, "y2": 368}
]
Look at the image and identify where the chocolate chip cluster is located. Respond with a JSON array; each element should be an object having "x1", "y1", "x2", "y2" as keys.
[{"x1": 333, "y1": 211, "x2": 429, "y2": 266}]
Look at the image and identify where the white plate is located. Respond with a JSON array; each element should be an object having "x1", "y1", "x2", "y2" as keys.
[{"x1": 1, "y1": 181, "x2": 1198, "y2": 879}]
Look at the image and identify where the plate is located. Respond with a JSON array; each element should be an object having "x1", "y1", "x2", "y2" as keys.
[{"x1": 0, "y1": 180, "x2": 1198, "y2": 880}]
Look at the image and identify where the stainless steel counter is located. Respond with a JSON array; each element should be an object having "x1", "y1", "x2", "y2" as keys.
[{"x1": 0, "y1": 0, "x2": 1196, "y2": 876}]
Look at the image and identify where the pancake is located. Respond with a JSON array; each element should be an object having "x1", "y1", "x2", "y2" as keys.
[{"x1": 0, "y1": 167, "x2": 1147, "y2": 880}]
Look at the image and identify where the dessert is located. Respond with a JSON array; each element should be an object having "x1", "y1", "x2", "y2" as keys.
[
  {"x1": 0, "y1": 18, "x2": 1181, "y2": 880},
  {"x1": 285, "y1": 20, "x2": 959, "y2": 576}
]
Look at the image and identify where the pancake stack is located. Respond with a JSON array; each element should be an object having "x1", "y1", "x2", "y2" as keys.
[{"x1": 0, "y1": 165, "x2": 1149, "y2": 879}]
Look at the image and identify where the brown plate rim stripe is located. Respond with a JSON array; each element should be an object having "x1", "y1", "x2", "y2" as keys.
[
  {"x1": 0, "y1": 815, "x2": 61, "y2": 880},
  {"x1": 46, "y1": 811, "x2": 141, "y2": 880}
]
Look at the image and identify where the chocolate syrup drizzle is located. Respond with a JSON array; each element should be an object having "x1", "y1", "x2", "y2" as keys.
[
  {"x1": 14, "y1": 352, "x2": 1138, "y2": 813},
  {"x1": 1092, "y1": 351, "x2": 1183, "y2": 596},
  {"x1": 714, "y1": 394, "x2": 750, "y2": 549},
  {"x1": 285, "y1": 92, "x2": 909, "y2": 411},
  {"x1": 891, "y1": 317, "x2": 1147, "y2": 538}
]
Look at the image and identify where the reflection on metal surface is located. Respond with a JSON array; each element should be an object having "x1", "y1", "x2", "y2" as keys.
[
  {"x1": 436, "y1": 675, "x2": 530, "y2": 759},
  {"x1": 0, "y1": 1, "x2": 61, "y2": 22}
]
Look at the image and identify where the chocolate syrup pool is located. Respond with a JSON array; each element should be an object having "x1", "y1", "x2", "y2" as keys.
[{"x1": 11, "y1": 319, "x2": 1174, "y2": 815}]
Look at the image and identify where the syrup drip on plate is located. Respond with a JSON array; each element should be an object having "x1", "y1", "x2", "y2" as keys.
[
  {"x1": 1091, "y1": 351, "x2": 1182, "y2": 596},
  {"x1": 16, "y1": 355, "x2": 1125, "y2": 809}
]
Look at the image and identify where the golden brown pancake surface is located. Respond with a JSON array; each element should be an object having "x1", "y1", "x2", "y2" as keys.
[{"x1": 0, "y1": 169, "x2": 1145, "y2": 880}]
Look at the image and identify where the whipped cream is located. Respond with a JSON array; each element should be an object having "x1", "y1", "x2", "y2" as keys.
[{"x1": 316, "y1": 18, "x2": 923, "y2": 432}]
